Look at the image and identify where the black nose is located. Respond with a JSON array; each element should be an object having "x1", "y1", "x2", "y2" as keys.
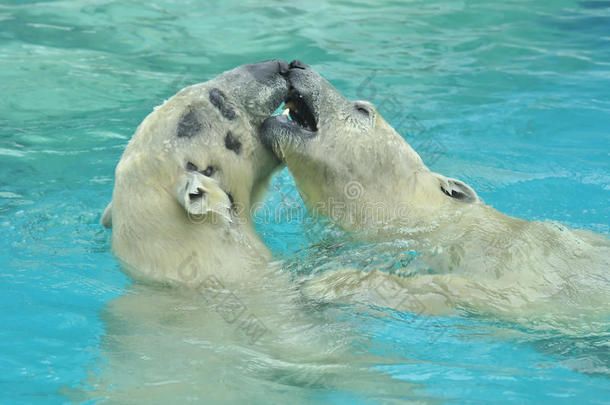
[
  {"x1": 278, "y1": 60, "x2": 289, "y2": 75},
  {"x1": 289, "y1": 60, "x2": 309, "y2": 70},
  {"x1": 247, "y1": 59, "x2": 291, "y2": 83}
]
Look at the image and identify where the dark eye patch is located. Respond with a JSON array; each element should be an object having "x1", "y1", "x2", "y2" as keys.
[
  {"x1": 224, "y1": 131, "x2": 242, "y2": 154},
  {"x1": 177, "y1": 108, "x2": 202, "y2": 138},
  {"x1": 209, "y1": 88, "x2": 236, "y2": 120},
  {"x1": 186, "y1": 161, "x2": 215, "y2": 177},
  {"x1": 201, "y1": 166, "x2": 215, "y2": 177}
]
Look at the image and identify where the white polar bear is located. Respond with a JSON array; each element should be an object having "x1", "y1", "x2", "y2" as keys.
[
  {"x1": 88, "y1": 62, "x2": 422, "y2": 402},
  {"x1": 102, "y1": 60, "x2": 290, "y2": 285},
  {"x1": 261, "y1": 61, "x2": 610, "y2": 328}
]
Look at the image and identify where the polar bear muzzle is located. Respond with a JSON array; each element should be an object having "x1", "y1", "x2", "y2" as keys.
[
  {"x1": 259, "y1": 60, "x2": 483, "y2": 230},
  {"x1": 283, "y1": 87, "x2": 318, "y2": 132}
]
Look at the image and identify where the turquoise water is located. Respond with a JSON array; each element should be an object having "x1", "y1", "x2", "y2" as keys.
[{"x1": 1, "y1": 0, "x2": 609, "y2": 403}]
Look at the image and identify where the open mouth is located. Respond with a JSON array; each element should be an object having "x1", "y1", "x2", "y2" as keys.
[{"x1": 281, "y1": 87, "x2": 318, "y2": 132}]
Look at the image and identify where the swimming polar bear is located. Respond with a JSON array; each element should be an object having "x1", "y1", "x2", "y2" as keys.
[
  {"x1": 261, "y1": 61, "x2": 610, "y2": 329},
  {"x1": 89, "y1": 61, "x2": 424, "y2": 401},
  {"x1": 102, "y1": 60, "x2": 290, "y2": 285}
]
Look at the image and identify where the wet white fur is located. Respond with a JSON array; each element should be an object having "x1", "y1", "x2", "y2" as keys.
[{"x1": 106, "y1": 83, "x2": 279, "y2": 285}]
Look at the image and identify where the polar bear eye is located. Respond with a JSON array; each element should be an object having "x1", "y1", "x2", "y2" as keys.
[
  {"x1": 356, "y1": 106, "x2": 370, "y2": 116},
  {"x1": 186, "y1": 162, "x2": 215, "y2": 176},
  {"x1": 201, "y1": 166, "x2": 216, "y2": 177},
  {"x1": 354, "y1": 103, "x2": 372, "y2": 118}
]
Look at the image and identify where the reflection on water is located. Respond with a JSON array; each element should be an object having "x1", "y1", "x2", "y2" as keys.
[
  {"x1": 72, "y1": 267, "x2": 610, "y2": 403},
  {"x1": 72, "y1": 280, "x2": 426, "y2": 403}
]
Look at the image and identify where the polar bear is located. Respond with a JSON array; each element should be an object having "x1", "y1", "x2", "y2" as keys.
[
  {"x1": 261, "y1": 61, "x2": 610, "y2": 327},
  {"x1": 89, "y1": 61, "x2": 421, "y2": 401},
  {"x1": 102, "y1": 60, "x2": 290, "y2": 285}
]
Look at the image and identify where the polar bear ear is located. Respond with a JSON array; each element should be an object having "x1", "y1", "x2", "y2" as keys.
[
  {"x1": 436, "y1": 175, "x2": 479, "y2": 203},
  {"x1": 174, "y1": 171, "x2": 232, "y2": 223}
]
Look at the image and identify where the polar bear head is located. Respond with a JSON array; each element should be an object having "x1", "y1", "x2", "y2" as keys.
[
  {"x1": 261, "y1": 60, "x2": 478, "y2": 230},
  {"x1": 105, "y1": 60, "x2": 290, "y2": 284}
]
